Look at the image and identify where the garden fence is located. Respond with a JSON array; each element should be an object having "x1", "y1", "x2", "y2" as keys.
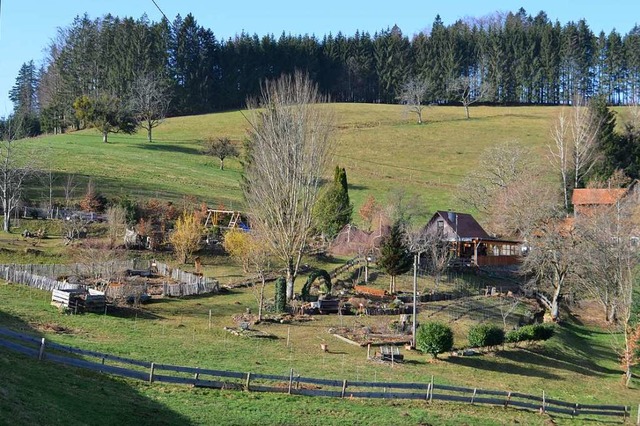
[{"x1": 0, "y1": 259, "x2": 218, "y2": 298}]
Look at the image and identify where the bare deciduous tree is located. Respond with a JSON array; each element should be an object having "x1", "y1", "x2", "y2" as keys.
[
  {"x1": 223, "y1": 229, "x2": 273, "y2": 321},
  {"x1": 203, "y1": 137, "x2": 239, "y2": 170},
  {"x1": 571, "y1": 97, "x2": 600, "y2": 188},
  {"x1": 449, "y1": 75, "x2": 491, "y2": 119},
  {"x1": 422, "y1": 229, "x2": 453, "y2": 291},
  {"x1": 457, "y1": 141, "x2": 550, "y2": 237},
  {"x1": 398, "y1": 77, "x2": 430, "y2": 124},
  {"x1": 573, "y1": 199, "x2": 640, "y2": 386},
  {"x1": 0, "y1": 117, "x2": 38, "y2": 232},
  {"x1": 130, "y1": 72, "x2": 170, "y2": 143},
  {"x1": 106, "y1": 205, "x2": 128, "y2": 249},
  {"x1": 63, "y1": 174, "x2": 78, "y2": 209},
  {"x1": 549, "y1": 109, "x2": 572, "y2": 211},
  {"x1": 68, "y1": 239, "x2": 126, "y2": 284},
  {"x1": 521, "y1": 211, "x2": 577, "y2": 322},
  {"x1": 244, "y1": 71, "x2": 334, "y2": 300},
  {"x1": 499, "y1": 297, "x2": 520, "y2": 331}
]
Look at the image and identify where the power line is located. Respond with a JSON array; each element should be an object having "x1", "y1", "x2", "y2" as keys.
[{"x1": 150, "y1": 0, "x2": 170, "y2": 23}]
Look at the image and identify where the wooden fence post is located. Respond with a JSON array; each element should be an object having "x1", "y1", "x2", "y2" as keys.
[
  {"x1": 429, "y1": 375, "x2": 434, "y2": 402},
  {"x1": 504, "y1": 391, "x2": 511, "y2": 408},
  {"x1": 193, "y1": 367, "x2": 200, "y2": 387},
  {"x1": 471, "y1": 388, "x2": 477, "y2": 404},
  {"x1": 541, "y1": 390, "x2": 546, "y2": 414},
  {"x1": 38, "y1": 338, "x2": 46, "y2": 361},
  {"x1": 208, "y1": 310, "x2": 212, "y2": 330},
  {"x1": 341, "y1": 380, "x2": 347, "y2": 398},
  {"x1": 149, "y1": 362, "x2": 155, "y2": 384},
  {"x1": 367, "y1": 344, "x2": 371, "y2": 360},
  {"x1": 245, "y1": 372, "x2": 251, "y2": 392},
  {"x1": 288, "y1": 368, "x2": 293, "y2": 394}
]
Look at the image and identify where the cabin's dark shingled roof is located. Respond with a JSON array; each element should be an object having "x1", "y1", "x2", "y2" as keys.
[{"x1": 435, "y1": 211, "x2": 492, "y2": 239}]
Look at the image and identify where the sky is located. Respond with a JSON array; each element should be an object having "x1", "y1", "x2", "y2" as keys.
[{"x1": 1, "y1": 0, "x2": 639, "y2": 116}]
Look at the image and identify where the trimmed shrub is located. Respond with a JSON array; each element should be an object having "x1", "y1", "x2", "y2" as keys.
[
  {"x1": 274, "y1": 277, "x2": 287, "y2": 313},
  {"x1": 505, "y1": 324, "x2": 555, "y2": 344},
  {"x1": 416, "y1": 322, "x2": 454, "y2": 358},
  {"x1": 505, "y1": 329, "x2": 522, "y2": 343},
  {"x1": 531, "y1": 323, "x2": 555, "y2": 341},
  {"x1": 467, "y1": 324, "x2": 505, "y2": 348}
]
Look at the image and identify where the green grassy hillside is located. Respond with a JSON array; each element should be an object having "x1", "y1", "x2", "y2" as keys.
[{"x1": 21, "y1": 104, "x2": 576, "y2": 220}]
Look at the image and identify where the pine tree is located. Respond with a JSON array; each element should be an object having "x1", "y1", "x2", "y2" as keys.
[{"x1": 378, "y1": 220, "x2": 412, "y2": 294}]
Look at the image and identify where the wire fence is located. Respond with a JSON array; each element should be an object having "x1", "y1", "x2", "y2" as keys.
[{"x1": 0, "y1": 327, "x2": 633, "y2": 423}]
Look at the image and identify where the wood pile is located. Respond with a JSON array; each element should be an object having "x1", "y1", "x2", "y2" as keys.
[{"x1": 51, "y1": 288, "x2": 106, "y2": 313}]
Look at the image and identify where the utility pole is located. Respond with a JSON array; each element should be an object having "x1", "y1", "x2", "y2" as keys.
[{"x1": 412, "y1": 252, "x2": 418, "y2": 348}]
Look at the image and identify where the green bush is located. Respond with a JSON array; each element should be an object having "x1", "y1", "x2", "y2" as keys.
[
  {"x1": 416, "y1": 322, "x2": 454, "y2": 358},
  {"x1": 505, "y1": 329, "x2": 522, "y2": 343},
  {"x1": 531, "y1": 323, "x2": 555, "y2": 341},
  {"x1": 274, "y1": 277, "x2": 287, "y2": 313},
  {"x1": 505, "y1": 324, "x2": 555, "y2": 343},
  {"x1": 467, "y1": 324, "x2": 505, "y2": 348}
]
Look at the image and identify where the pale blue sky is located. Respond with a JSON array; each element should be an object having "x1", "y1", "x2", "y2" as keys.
[{"x1": 1, "y1": 1, "x2": 639, "y2": 116}]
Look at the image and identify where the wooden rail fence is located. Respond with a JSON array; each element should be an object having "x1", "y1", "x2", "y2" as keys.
[{"x1": 0, "y1": 327, "x2": 633, "y2": 423}]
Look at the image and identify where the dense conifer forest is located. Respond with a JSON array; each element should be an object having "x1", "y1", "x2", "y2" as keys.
[{"x1": 6, "y1": 7, "x2": 640, "y2": 136}]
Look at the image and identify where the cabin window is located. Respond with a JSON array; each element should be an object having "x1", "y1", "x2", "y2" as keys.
[{"x1": 436, "y1": 220, "x2": 444, "y2": 233}]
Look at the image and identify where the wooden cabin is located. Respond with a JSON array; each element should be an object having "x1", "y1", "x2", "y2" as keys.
[{"x1": 425, "y1": 211, "x2": 522, "y2": 267}]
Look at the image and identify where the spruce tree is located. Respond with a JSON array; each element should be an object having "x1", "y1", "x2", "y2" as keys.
[
  {"x1": 313, "y1": 166, "x2": 353, "y2": 239},
  {"x1": 589, "y1": 95, "x2": 619, "y2": 179},
  {"x1": 378, "y1": 220, "x2": 412, "y2": 294}
]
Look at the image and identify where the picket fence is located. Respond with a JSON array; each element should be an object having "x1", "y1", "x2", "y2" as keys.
[
  {"x1": 0, "y1": 259, "x2": 218, "y2": 298},
  {"x1": 0, "y1": 327, "x2": 633, "y2": 423}
]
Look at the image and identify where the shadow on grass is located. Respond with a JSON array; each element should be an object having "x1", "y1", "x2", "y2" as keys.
[
  {"x1": 446, "y1": 354, "x2": 562, "y2": 380},
  {"x1": 0, "y1": 312, "x2": 194, "y2": 425},
  {"x1": 137, "y1": 143, "x2": 202, "y2": 156},
  {"x1": 404, "y1": 359, "x2": 427, "y2": 366},
  {"x1": 106, "y1": 305, "x2": 165, "y2": 320},
  {"x1": 498, "y1": 349, "x2": 616, "y2": 377}
]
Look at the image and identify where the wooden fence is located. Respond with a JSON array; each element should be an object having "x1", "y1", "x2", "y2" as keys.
[
  {"x1": 153, "y1": 261, "x2": 219, "y2": 296},
  {"x1": 0, "y1": 260, "x2": 219, "y2": 298},
  {"x1": 0, "y1": 265, "x2": 81, "y2": 292},
  {"x1": 0, "y1": 327, "x2": 633, "y2": 423}
]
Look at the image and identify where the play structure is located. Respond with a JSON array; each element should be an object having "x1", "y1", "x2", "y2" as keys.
[{"x1": 204, "y1": 209, "x2": 248, "y2": 230}]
